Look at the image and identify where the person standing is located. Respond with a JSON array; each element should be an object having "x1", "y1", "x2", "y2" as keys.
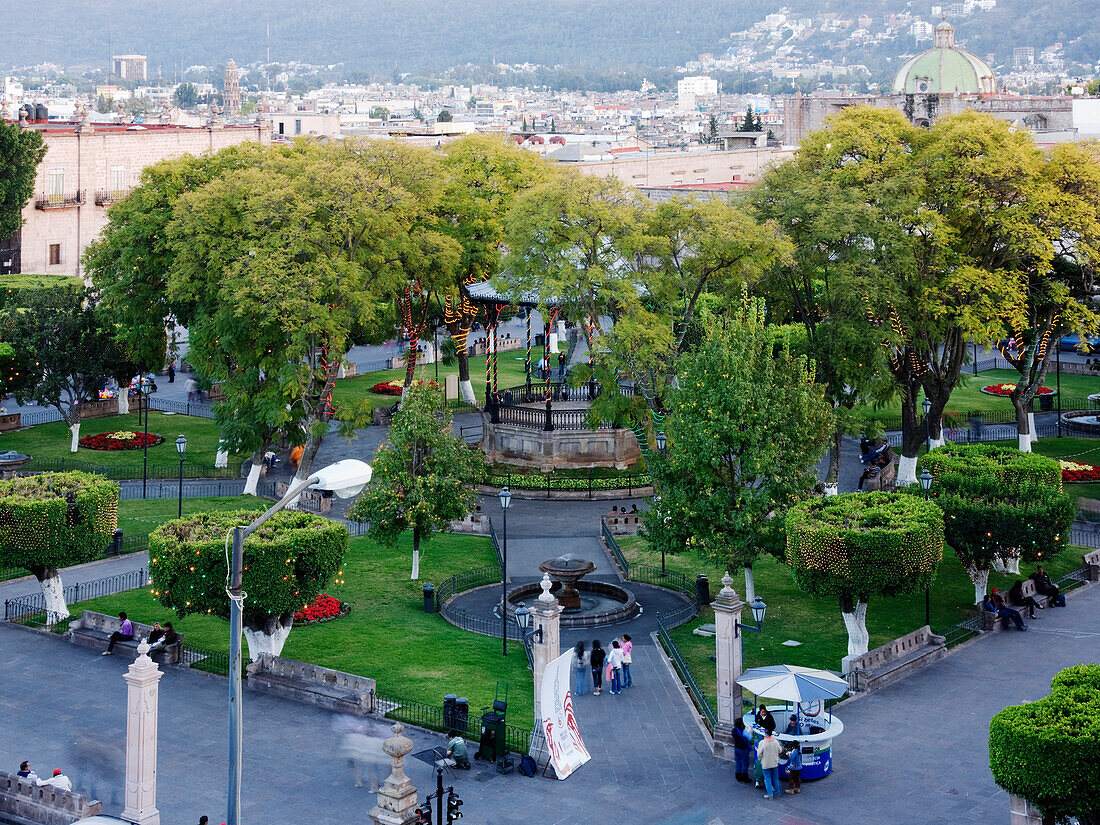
[
  {"x1": 589, "y1": 640, "x2": 605, "y2": 696},
  {"x1": 608, "y1": 640, "x2": 624, "y2": 695},
  {"x1": 571, "y1": 641, "x2": 588, "y2": 696},
  {"x1": 167, "y1": 360, "x2": 175, "y2": 383},
  {"x1": 620, "y1": 634, "x2": 633, "y2": 688},
  {"x1": 102, "y1": 612, "x2": 134, "y2": 654},
  {"x1": 557, "y1": 351, "x2": 566, "y2": 378},
  {"x1": 732, "y1": 719, "x2": 753, "y2": 783},
  {"x1": 756, "y1": 730, "x2": 781, "y2": 799},
  {"x1": 785, "y1": 742, "x2": 803, "y2": 794},
  {"x1": 185, "y1": 377, "x2": 198, "y2": 403}
]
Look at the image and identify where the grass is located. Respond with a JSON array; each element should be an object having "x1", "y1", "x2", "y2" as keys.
[
  {"x1": 116, "y1": 496, "x2": 265, "y2": 539},
  {"x1": 69, "y1": 530, "x2": 534, "y2": 723},
  {"x1": 620, "y1": 532, "x2": 1092, "y2": 711},
  {"x1": 332, "y1": 349, "x2": 565, "y2": 413},
  {"x1": 0, "y1": 412, "x2": 245, "y2": 476},
  {"x1": 1031, "y1": 437, "x2": 1100, "y2": 505},
  {"x1": 859, "y1": 368, "x2": 1098, "y2": 426}
]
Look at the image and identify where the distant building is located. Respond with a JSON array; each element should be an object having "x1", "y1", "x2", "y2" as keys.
[
  {"x1": 224, "y1": 59, "x2": 241, "y2": 117},
  {"x1": 1, "y1": 110, "x2": 268, "y2": 278},
  {"x1": 1013, "y1": 46, "x2": 1035, "y2": 68},
  {"x1": 893, "y1": 20, "x2": 995, "y2": 95},
  {"x1": 677, "y1": 76, "x2": 718, "y2": 110},
  {"x1": 112, "y1": 54, "x2": 147, "y2": 82}
]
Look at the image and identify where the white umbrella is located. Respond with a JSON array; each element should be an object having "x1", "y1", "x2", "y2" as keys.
[{"x1": 736, "y1": 665, "x2": 848, "y2": 704}]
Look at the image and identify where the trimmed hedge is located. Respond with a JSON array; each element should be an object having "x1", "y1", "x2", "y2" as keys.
[
  {"x1": 487, "y1": 472, "x2": 651, "y2": 492},
  {"x1": 919, "y1": 445, "x2": 1074, "y2": 568},
  {"x1": 786, "y1": 492, "x2": 944, "y2": 598},
  {"x1": 989, "y1": 665, "x2": 1100, "y2": 824},
  {"x1": 149, "y1": 510, "x2": 348, "y2": 629},
  {"x1": 0, "y1": 471, "x2": 119, "y2": 574}
]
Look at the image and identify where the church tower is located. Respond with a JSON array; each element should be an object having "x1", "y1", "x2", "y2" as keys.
[{"x1": 224, "y1": 59, "x2": 241, "y2": 117}]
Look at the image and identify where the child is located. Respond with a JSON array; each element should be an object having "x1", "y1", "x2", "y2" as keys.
[{"x1": 785, "y1": 741, "x2": 803, "y2": 794}]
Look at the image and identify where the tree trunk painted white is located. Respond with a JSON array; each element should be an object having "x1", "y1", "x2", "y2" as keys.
[
  {"x1": 459, "y1": 379, "x2": 476, "y2": 404},
  {"x1": 897, "y1": 453, "x2": 917, "y2": 486},
  {"x1": 243, "y1": 461, "x2": 263, "y2": 496},
  {"x1": 68, "y1": 422, "x2": 81, "y2": 453},
  {"x1": 1006, "y1": 556, "x2": 1021, "y2": 575},
  {"x1": 929, "y1": 434, "x2": 945, "y2": 450},
  {"x1": 39, "y1": 572, "x2": 70, "y2": 623},
  {"x1": 992, "y1": 557, "x2": 1007, "y2": 574},
  {"x1": 117, "y1": 393, "x2": 130, "y2": 415},
  {"x1": 968, "y1": 565, "x2": 990, "y2": 605},
  {"x1": 841, "y1": 600, "x2": 869, "y2": 657},
  {"x1": 1028, "y1": 412, "x2": 1038, "y2": 444},
  {"x1": 823, "y1": 482, "x2": 838, "y2": 497},
  {"x1": 1017, "y1": 433, "x2": 1032, "y2": 452},
  {"x1": 242, "y1": 621, "x2": 293, "y2": 662},
  {"x1": 549, "y1": 332, "x2": 559, "y2": 352},
  {"x1": 337, "y1": 361, "x2": 347, "y2": 378},
  {"x1": 214, "y1": 440, "x2": 229, "y2": 468},
  {"x1": 411, "y1": 549, "x2": 420, "y2": 581},
  {"x1": 743, "y1": 566, "x2": 755, "y2": 603}
]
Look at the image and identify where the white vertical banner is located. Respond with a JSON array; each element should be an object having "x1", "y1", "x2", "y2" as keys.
[{"x1": 541, "y1": 650, "x2": 590, "y2": 780}]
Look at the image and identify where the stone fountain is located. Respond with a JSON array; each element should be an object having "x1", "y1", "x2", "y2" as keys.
[{"x1": 538, "y1": 556, "x2": 597, "y2": 610}]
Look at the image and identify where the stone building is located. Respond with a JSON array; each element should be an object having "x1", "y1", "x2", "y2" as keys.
[
  {"x1": 1, "y1": 108, "x2": 269, "y2": 278},
  {"x1": 224, "y1": 59, "x2": 242, "y2": 117},
  {"x1": 112, "y1": 54, "x2": 147, "y2": 82},
  {"x1": 782, "y1": 20, "x2": 1072, "y2": 145}
]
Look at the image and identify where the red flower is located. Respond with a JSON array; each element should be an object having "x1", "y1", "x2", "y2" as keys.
[
  {"x1": 981, "y1": 383, "x2": 1054, "y2": 397},
  {"x1": 79, "y1": 431, "x2": 166, "y2": 451},
  {"x1": 293, "y1": 593, "x2": 344, "y2": 622}
]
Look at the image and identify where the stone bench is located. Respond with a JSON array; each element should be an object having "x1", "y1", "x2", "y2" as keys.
[
  {"x1": 847, "y1": 625, "x2": 945, "y2": 692},
  {"x1": 0, "y1": 772, "x2": 101, "y2": 825},
  {"x1": 981, "y1": 579, "x2": 1053, "y2": 631},
  {"x1": 1084, "y1": 549, "x2": 1100, "y2": 583},
  {"x1": 246, "y1": 654, "x2": 376, "y2": 716},
  {"x1": 70, "y1": 610, "x2": 183, "y2": 665},
  {"x1": 863, "y1": 458, "x2": 898, "y2": 492},
  {"x1": 602, "y1": 513, "x2": 642, "y2": 535}
]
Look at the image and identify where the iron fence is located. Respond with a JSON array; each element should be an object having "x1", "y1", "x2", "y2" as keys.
[
  {"x1": 118, "y1": 479, "x2": 255, "y2": 499},
  {"x1": 656, "y1": 611, "x2": 716, "y2": 730},
  {"x1": 4, "y1": 567, "x2": 148, "y2": 627},
  {"x1": 17, "y1": 409, "x2": 63, "y2": 426},
  {"x1": 1071, "y1": 528, "x2": 1100, "y2": 549},
  {"x1": 631, "y1": 565, "x2": 697, "y2": 600},
  {"x1": 353, "y1": 360, "x2": 391, "y2": 375},
  {"x1": 602, "y1": 522, "x2": 630, "y2": 578},
  {"x1": 485, "y1": 472, "x2": 650, "y2": 498},
  {"x1": 147, "y1": 397, "x2": 216, "y2": 418},
  {"x1": 181, "y1": 644, "x2": 232, "y2": 676},
  {"x1": 499, "y1": 382, "x2": 598, "y2": 405},
  {"x1": 22, "y1": 456, "x2": 240, "y2": 480},
  {"x1": 434, "y1": 565, "x2": 503, "y2": 608},
  {"x1": 372, "y1": 689, "x2": 531, "y2": 754}
]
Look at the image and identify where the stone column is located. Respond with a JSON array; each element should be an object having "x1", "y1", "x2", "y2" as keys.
[
  {"x1": 369, "y1": 723, "x2": 419, "y2": 825},
  {"x1": 710, "y1": 571, "x2": 745, "y2": 757},
  {"x1": 528, "y1": 573, "x2": 563, "y2": 758},
  {"x1": 1008, "y1": 794, "x2": 1043, "y2": 825},
  {"x1": 121, "y1": 640, "x2": 162, "y2": 825}
]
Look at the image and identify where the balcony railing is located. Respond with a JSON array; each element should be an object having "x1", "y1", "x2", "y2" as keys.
[
  {"x1": 35, "y1": 191, "x2": 85, "y2": 209},
  {"x1": 94, "y1": 189, "x2": 130, "y2": 206}
]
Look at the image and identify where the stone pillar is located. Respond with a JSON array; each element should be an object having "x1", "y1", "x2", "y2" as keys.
[
  {"x1": 369, "y1": 723, "x2": 419, "y2": 825},
  {"x1": 121, "y1": 640, "x2": 162, "y2": 825},
  {"x1": 710, "y1": 571, "x2": 745, "y2": 757},
  {"x1": 1009, "y1": 794, "x2": 1043, "y2": 825},
  {"x1": 528, "y1": 573, "x2": 563, "y2": 757}
]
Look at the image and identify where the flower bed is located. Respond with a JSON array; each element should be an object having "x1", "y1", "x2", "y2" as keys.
[
  {"x1": 79, "y1": 430, "x2": 165, "y2": 451},
  {"x1": 980, "y1": 383, "x2": 1056, "y2": 397},
  {"x1": 293, "y1": 593, "x2": 350, "y2": 625},
  {"x1": 370, "y1": 379, "x2": 441, "y2": 396},
  {"x1": 1060, "y1": 459, "x2": 1100, "y2": 484}
]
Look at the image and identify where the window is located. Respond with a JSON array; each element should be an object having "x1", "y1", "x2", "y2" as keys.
[
  {"x1": 294, "y1": 119, "x2": 302, "y2": 135},
  {"x1": 48, "y1": 169, "x2": 64, "y2": 204},
  {"x1": 109, "y1": 166, "x2": 126, "y2": 199},
  {"x1": 49, "y1": 244, "x2": 61, "y2": 266},
  {"x1": 278, "y1": 122, "x2": 285, "y2": 135}
]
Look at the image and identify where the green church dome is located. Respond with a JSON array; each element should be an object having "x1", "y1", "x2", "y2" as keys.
[{"x1": 891, "y1": 20, "x2": 995, "y2": 95}]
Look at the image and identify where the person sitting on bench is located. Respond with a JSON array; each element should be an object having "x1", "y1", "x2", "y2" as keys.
[
  {"x1": 981, "y1": 593, "x2": 1027, "y2": 631},
  {"x1": 1030, "y1": 565, "x2": 1066, "y2": 606},
  {"x1": 441, "y1": 732, "x2": 470, "y2": 769},
  {"x1": 1006, "y1": 582, "x2": 1041, "y2": 619},
  {"x1": 147, "y1": 621, "x2": 179, "y2": 651},
  {"x1": 102, "y1": 612, "x2": 134, "y2": 655}
]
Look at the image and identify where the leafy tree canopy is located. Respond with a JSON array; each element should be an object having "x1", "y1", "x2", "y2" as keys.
[{"x1": 0, "y1": 120, "x2": 46, "y2": 239}]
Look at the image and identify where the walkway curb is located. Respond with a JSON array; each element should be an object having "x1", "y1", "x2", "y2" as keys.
[{"x1": 650, "y1": 630, "x2": 717, "y2": 757}]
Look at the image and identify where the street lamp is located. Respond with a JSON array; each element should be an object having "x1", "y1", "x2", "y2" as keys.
[
  {"x1": 655, "y1": 431, "x2": 667, "y2": 452},
  {"x1": 922, "y1": 397, "x2": 932, "y2": 454},
  {"x1": 735, "y1": 596, "x2": 767, "y2": 637},
  {"x1": 141, "y1": 379, "x2": 152, "y2": 499},
  {"x1": 498, "y1": 486, "x2": 511, "y2": 657},
  {"x1": 513, "y1": 601, "x2": 543, "y2": 644},
  {"x1": 226, "y1": 458, "x2": 372, "y2": 825},
  {"x1": 174, "y1": 435, "x2": 187, "y2": 519},
  {"x1": 920, "y1": 468, "x2": 933, "y2": 627}
]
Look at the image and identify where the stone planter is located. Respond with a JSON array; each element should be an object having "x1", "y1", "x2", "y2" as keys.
[{"x1": 0, "y1": 413, "x2": 20, "y2": 432}]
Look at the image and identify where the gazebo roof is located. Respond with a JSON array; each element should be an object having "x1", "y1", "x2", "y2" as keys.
[{"x1": 463, "y1": 279, "x2": 555, "y2": 309}]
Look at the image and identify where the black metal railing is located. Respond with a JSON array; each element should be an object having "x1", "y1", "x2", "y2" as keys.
[
  {"x1": 434, "y1": 565, "x2": 503, "y2": 608},
  {"x1": 21, "y1": 456, "x2": 241, "y2": 480},
  {"x1": 181, "y1": 644, "x2": 233, "y2": 676},
  {"x1": 372, "y1": 689, "x2": 531, "y2": 754},
  {"x1": 656, "y1": 611, "x2": 716, "y2": 729},
  {"x1": 4, "y1": 567, "x2": 148, "y2": 627},
  {"x1": 35, "y1": 191, "x2": 85, "y2": 209},
  {"x1": 485, "y1": 472, "x2": 651, "y2": 498},
  {"x1": 631, "y1": 565, "x2": 697, "y2": 600},
  {"x1": 147, "y1": 397, "x2": 216, "y2": 419},
  {"x1": 602, "y1": 522, "x2": 630, "y2": 577},
  {"x1": 488, "y1": 519, "x2": 504, "y2": 575}
]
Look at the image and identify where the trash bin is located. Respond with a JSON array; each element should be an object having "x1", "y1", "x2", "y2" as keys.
[
  {"x1": 477, "y1": 711, "x2": 506, "y2": 762},
  {"x1": 443, "y1": 694, "x2": 457, "y2": 731},
  {"x1": 1040, "y1": 394, "x2": 1054, "y2": 412},
  {"x1": 423, "y1": 582, "x2": 435, "y2": 613},
  {"x1": 108, "y1": 529, "x2": 123, "y2": 557},
  {"x1": 696, "y1": 574, "x2": 710, "y2": 608},
  {"x1": 454, "y1": 697, "x2": 469, "y2": 733}
]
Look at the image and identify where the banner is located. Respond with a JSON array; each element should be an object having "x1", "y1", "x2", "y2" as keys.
[{"x1": 541, "y1": 651, "x2": 590, "y2": 780}]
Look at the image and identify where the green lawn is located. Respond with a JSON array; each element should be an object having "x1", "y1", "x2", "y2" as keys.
[
  {"x1": 1031, "y1": 437, "x2": 1100, "y2": 506},
  {"x1": 0, "y1": 412, "x2": 245, "y2": 476},
  {"x1": 117, "y1": 496, "x2": 265, "y2": 539},
  {"x1": 859, "y1": 368, "x2": 1098, "y2": 426},
  {"x1": 70, "y1": 531, "x2": 534, "y2": 723},
  {"x1": 333, "y1": 348, "x2": 565, "y2": 413},
  {"x1": 620, "y1": 533, "x2": 1091, "y2": 711}
]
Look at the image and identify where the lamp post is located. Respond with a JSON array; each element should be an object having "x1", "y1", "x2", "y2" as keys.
[
  {"x1": 498, "y1": 486, "x2": 511, "y2": 657},
  {"x1": 922, "y1": 397, "x2": 932, "y2": 454},
  {"x1": 142, "y1": 380, "x2": 151, "y2": 499},
  {"x1": 655, "y1": 432, "x2": 667, "y2": 576},
  {"x1": 735, "y1": 596, "x2": 767, "y2": 637},
  {"x1": 175, "y1": 435, "x2": 187, "y2": 519},
  {"x1": 513, "y1": 602, "x2": 544, "y2": 645},
  {"x1": 920, "y1": 468, "x2": 933, "y2": 627},
  {"x1": 226, "y1": 458, "x2": 373, "y2": 825}
]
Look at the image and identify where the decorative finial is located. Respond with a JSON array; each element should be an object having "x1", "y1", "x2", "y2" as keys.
[
  {"x1": 538, "y1": 572, "x2": 555, "y2": 603},
  {"x1": 721, "y1": 571, "x2": 734, "y2": 590}
]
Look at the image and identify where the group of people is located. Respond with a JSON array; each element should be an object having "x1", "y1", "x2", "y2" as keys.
[
  {"x1": 537, "y1": 351, "x2": 567, "y2": 380},
  {"x1": 732, "y1": 708, "x2": 805, "y2": 800},
  {"x1": 16, "y1": 761, "x2": 72, "y2": 792},
  {"x1": 857, "y1": 436, "x2": 896, "y2": 491},
  {"x1": 981, "y1": 565, "x2": 1066, "y2": 631},
  {"x1": 571, "y1": 636, "x2": 633, "y2": 697},
  {"x1": 101, "y1": 614, "x2": 179, "y2": 656}
]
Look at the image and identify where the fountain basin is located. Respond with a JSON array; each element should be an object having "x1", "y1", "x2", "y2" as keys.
[
  {"x1": 505, "y1": 580, "x2": 640, "y2": 628},
  {"x1": 1061, "y1": 410, "x2": 1100, "y2": 435}
]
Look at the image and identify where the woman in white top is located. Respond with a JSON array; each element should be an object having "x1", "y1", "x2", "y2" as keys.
[{"x1": 608, "y1": 640, "x2": 624, "y2": 695}]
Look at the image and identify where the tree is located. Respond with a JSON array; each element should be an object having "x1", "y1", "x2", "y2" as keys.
[
  {"x1": 705, "y1": 114, "x2": 719, "y2": 144},
  {"x1": 920, "y1": 444, "x2": 1075, "y2": 603},
  {"x1": 990, "y1": 665, "x2": 1100, "y2": 825},
  {"x1": 148, "y1": 510, "x2": 347, "y2": 660},
  {"x1": 5, "y1": 285, "x2": 125, "y2": 451},
  {"x1": 437, "y1": 109, "x2": 453, "y2": 123},
  {"x1": 174, "y1": 82, "x2": 198, "y2": 108},
  {"x1": 738, "y1": 105, "x2": 761, "y2": 132},
  {"x1": 643, "y1": 297, "x2": 832, "y2": 600},
  {"x1": 786, "y1": 492, "x2": 944, "y2": 660},
  {"x1": 369, "y1": 106, "x2": 390, "y2": 121},
  {"x1": 349, "y1": 381, "x2": 484, "y2": 579},
  {"x1": 0, "y1": 472, "x2": 119, "y2": 621},
  {"x1": 0, "y1": 119, "x2": 45, "y2": 240}
]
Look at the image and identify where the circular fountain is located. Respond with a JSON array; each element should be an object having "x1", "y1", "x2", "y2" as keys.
[
  {"x1": 504, "y1": 555, "x2": 640, "y2": 627},
  {"x1": 1061, "y1": 410, "x2": 1100, "y2": 436}
]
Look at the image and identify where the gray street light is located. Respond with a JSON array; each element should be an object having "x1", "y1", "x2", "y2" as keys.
[
  {"x1": 514, "y1": 601, "x2": 543, "y2": 644},
  {"x1": 922, "y1": 397, "x2": 933, "y2": 453},
  {"x1": 736, "y1": 596, "x2": 767, "y2": 637},
  {"x1": 226, "y1": 459, "x2": 372, "y2": 825},
  {"x1": 174, "y1": 435, "x2": 187, "y2": 518},
  {"x1": 499, "y1": 486, "x2": 511, "y2": 656},
  {"x1": 920, "y1": 468, "x2": 934, "y2": 627}
]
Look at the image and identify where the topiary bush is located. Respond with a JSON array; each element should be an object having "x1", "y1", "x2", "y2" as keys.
[
  {"x1": 0, "y1": 471, "x2": 119, "y2": 620},
  {"x1": 149, "y1": 509, "x2": 347, "y2": 660},
  {"x1": 989, "y1": 664, "x2": 1100, "y2": 825},
  {"x1": 919, "y1": 444, "x2": 1074, "y2": 603},
  {"x1": 786, "y1": 492, "x2": 944, "y2": 659}
]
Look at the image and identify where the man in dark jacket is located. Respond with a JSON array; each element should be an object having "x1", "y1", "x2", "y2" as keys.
[{"x1": 1030, "y1": 566, "x2": 1065, "y2": 606}]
